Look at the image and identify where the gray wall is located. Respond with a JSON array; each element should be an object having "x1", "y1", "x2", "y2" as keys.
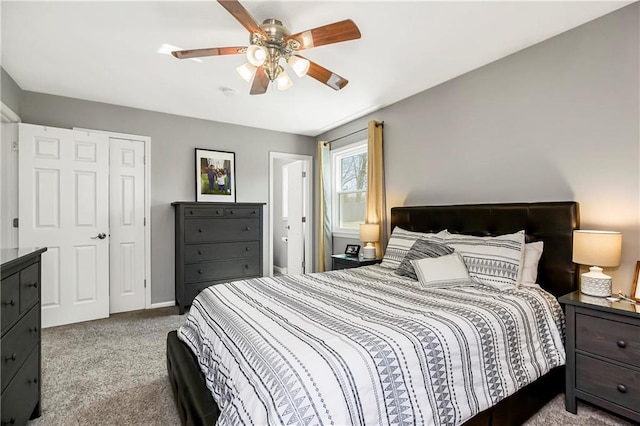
[
  {"x1": 19, "y1": 91, "x2": 315, "y2": 303},
  {"x1": 1, "y1": 67, "x2": 22, "y2": 115},
  {"x1": 319, "y1": 3, "x2": 640, "y2": 294}
]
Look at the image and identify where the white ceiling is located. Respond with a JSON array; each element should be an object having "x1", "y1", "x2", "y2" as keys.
[{"x1": 1, "y1": 1, "x2": 631, "y2": 136}]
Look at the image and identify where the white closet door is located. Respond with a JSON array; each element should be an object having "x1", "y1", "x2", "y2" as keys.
[
  {"x1": 109, "y1": 137, "x2": 146, "y2": 313},
  {"x1": 19, "y1": 123, "x2": 109, "y2": 328}
]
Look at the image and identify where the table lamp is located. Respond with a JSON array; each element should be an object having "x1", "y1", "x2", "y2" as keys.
[
  {"x1": 572, "y1": 230, "x2": 622, "y2": 297},
  {"x1": 359, "y1": 223, "x2": 379, "y2": 259}
]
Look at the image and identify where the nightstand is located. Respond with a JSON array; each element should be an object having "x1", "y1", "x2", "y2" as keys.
[
  {"x1": 559, "y1": 291, "x2": 640, "y2": 423},
  {"x1": 331, "y1": 254, "x2": 381, "y2": 270}
]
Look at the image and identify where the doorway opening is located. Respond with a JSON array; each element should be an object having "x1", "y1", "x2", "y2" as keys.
[{"x1": 268, "y1": 152, "x2": 313, "y2": 276}]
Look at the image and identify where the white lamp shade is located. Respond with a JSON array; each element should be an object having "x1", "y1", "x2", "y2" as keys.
[
  {"x1": 236, "y1": 63, "x2": 256, "y2": 83},
  {"x1": 287, "y1": 55, "x2": 310, "y2": 77},
  {"x1": 276, "y1": 69, "x2": 293, "y2": 91},
  {"x1": 359, "y1": 223, "x2": 379, "y2": 243},
  {"x1": 573, "y1": 230, "x2": 622, "y2": 267},
  {"x1": 246, "y1": 45, "x2": 267, "y2": 66}
]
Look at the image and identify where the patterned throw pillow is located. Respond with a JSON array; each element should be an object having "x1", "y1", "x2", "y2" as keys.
[
  {"x1": 380, "y1": 227, "x2": 448, "y2": 270},
  {"x1": 444, "y1": 231, "x2": 525, "y2": 290},
  {"x1": 395, "y1": 239, "x2": 455, "y2": 280}
]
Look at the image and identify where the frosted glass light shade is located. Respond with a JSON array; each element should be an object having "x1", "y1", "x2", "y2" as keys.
[
  {"x1": 276, "y1": 70, "x2": 293, "y2": 91},
  {"x1": 359, "y1": 223, "x2": 379, "y2": 243},
  {"x1": 573, "y1": 230, "x2": 622, "y2": 267},
  {"x1": 287, "y1": 55, "x2": 310, "y2": 77},
  {"x1": 236, "y1": 63, "x2": 256, "y2": 83},
  {"x1": 246, "y1": 45, "x2": 267, "y2": 66}
]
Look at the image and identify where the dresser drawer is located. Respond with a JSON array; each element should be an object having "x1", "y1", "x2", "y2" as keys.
[
  {"x1": 184, "y1": 219, "x2": 260, "y2": 243},
  {"x1": 576, "y1": 354, "x2": 640, "y2": 412},
  {"x1": 20, "y1": 263, "x2": 40, "y2": 313},
  {"x1": 184, "y1": 207, "x2": 225, "y2": 218},
  {"x1": 184, "y1": 258, "x2": 260, "y2": 283},
  {"x1": 184, "y1": 241, "x2": 260, "y2": 263},
  {"x1": 576, "y1": 313, "x2": 640, "y2": 368},
  {"x1": 1, "y1": 306, "x2": 40, "y2": 392},
  {"x1": 1, "y1": 273, "x2": 20, "y2": 334},
  {"x1": 1, "y1": 348, "x2": 39, "y2": 426},
  {"x1": 225, "y1": 207, "x2": 260, "y2": 218}
]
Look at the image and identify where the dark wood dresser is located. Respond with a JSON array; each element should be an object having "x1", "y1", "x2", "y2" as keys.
[
  {"x1": 173, "y1": 202, "x2": 265, "y2": 314},
  {"x1": 559, "y1": 291, "x2": 640, "y2": 423},
  {"x1": 1, "y1": 247, "x2": 46, "y2": 426}
]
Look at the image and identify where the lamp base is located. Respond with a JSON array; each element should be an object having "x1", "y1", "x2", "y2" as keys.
[
  {"x1": 580, "y1": 266, "x2": 612, "y2": 297},
  {"x1": 362, "y1": 243, "x2": 376, "y2": 259}
]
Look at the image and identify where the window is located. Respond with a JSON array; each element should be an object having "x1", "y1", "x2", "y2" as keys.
[{"x1": 331, "y1": 141, "x2": 367, "y2": 236}]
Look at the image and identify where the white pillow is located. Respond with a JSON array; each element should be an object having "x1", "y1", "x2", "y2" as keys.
[
  {"x1": 380, "y1": 227, "x2": 448, "y2": 270},
  {"x1": 410, "y1": 252, "x2": 471, "y2": 288},
  {"x1": 445, "y1": 231, "x2": 525, "y2": 290},
  {"x1": 519, "y1": 241, "x2": 544, "y2": 286}
]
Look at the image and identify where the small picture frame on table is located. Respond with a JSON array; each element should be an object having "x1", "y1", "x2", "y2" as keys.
[
  {"x1": 345, "y1": 244, "x2": 360, "y2": 257},
  {"x1": 195, "y1": 148, "x2": 236, "y2": 202},
  {"x1": 631, "y1": 260, "x2": 640, "y2": 302}
]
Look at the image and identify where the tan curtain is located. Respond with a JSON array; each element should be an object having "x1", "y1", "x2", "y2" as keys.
[
  {"x1": 317, "y1": 140, "x2": 332, "y2": 272},
  {"x1": 365, "y1": 120, "x2": 386, "y2": 258}
]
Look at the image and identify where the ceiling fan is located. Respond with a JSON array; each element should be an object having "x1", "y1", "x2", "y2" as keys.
[{"x1": 171, "y1": 0, "x2": 361, "y2": 95}]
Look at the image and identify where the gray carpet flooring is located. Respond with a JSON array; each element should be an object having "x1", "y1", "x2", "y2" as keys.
[{"x1": 28, "y1": 308, "x2": 633, "y2": 426}]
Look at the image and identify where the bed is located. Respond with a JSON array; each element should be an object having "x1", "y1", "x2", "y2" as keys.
[{"x1": 167, "y1": 201, "x2": 580, "y2": 425}]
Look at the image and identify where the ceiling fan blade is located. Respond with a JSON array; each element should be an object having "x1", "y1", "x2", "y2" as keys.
[
  {"x1": 250, "y1": 66, "x2": 269, "y2": 95},
  {"x1": 217, "y1": 0, "x2": 266, "y2": 36},
  {"x1": 286, "y1": 19, "x2": 361, "y2": 50},
  {"x1": 171, "y1": 46, "x2": 246, "y2": 59},
  {"x1": 298, "y1": 56, "x2": 349, "y2": 91}
]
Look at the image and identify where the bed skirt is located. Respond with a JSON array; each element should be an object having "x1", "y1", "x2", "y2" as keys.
[{"x1": 166, "y1": 330, "x2": 563, "y2": 426}]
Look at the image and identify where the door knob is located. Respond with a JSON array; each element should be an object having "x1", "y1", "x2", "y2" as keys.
[{"x1": 91, "y1": 233, "x2": 107, "y2": 240}]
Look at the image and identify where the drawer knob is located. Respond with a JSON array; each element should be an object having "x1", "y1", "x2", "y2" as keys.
[
  {"x1": 617, "y1": 384, "x2": 627, "y2": 393},
  {"x1": 189, "y1": 210, "x2": 194, "y2": 215},
  {"x1": 245, "y1": 247, "x2": 250, "y2": 252},
  {"x1": 2, "y1": 300, "x2": 15, "y2": 306},
  {"x1": 5, "y1": 353, "x2": 16, "y2": 362},
  {"x1": 28, "y1": 282, "x2": 38, "y2": 288},
  {"x1": 230, "y1": 210, "x2": 235, "y2": 214},
  {"x1": 198, "y1": 269, "x2": 203, "y2": 274},
  {"x1": 245, "y1": 264, "x2": 250, "y2": 269},
  {"x1": 198, "y1": 250, "x2": 203, "y2": 255},
  {"x1": 31, "y1": 326, "x2": 39, "y2": 333},
  {"x1": 2, "y1": 417, "x2": 16, "y2": 425},
  {"x1": 245, "y1": 227, "x2": 250, "y2": 231},
  {"x1": 252, "y1": 210, "x2": 256, "y2": 214},
  {"x1": 617, "y1": 340, "x2": 626, "y2": 348},
  {"x1": 216, "y1": 210, "x2": 221, "y2": 214},
  {"x1": 198, "y1": 228, "x2": 203, "y2": 233},
  {"x1": 30, "y1": 377, "x2": 38, "y2": 385}
]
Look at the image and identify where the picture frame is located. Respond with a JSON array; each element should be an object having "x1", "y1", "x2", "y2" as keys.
[
  {"x1": 195, "y1": 148, "x2": 236, "y2": 202},
  {"x1": 631, "y1": 261, "x2": 640, "y2": 302},
  {"x1": 344, "y1": 244, "x2": 360, "y2": 257}
]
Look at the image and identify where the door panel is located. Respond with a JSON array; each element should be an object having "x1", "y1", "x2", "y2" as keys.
[
  {"x1": 286, "y1": 161, "x2": 304, "y2": 274},
  {"x1": 109, "y1": 138, "x2": 146, "y2": 313},
  {"x1": 19, "y1": 123, "x2": 109, "y2": 328}
]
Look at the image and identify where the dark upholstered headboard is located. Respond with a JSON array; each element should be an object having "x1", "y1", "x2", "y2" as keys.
[{"x1": 390, "y1": 202, "x2": 580, "y2": 297}]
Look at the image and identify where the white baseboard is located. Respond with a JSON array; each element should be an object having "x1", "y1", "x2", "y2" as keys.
[
  {"x1": 149, "y1": 301, "x2": 175, "y2": 309},
  {"x1": 274, "y1": 265, "x2": 288, "y2": 275}
]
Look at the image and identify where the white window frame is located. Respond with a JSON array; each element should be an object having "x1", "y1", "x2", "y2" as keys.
[{"x1": 331, "y1": 140, "x2": 367, "y2": 238}]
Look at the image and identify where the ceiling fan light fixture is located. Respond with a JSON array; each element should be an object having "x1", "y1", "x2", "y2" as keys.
[
  {"x1": 246, "y1": 45, "x2": 267, "y2": 66},
  {"x1": 287, "y1": 56, "x2": 310, "y2": 78},
  {"x1": 236, "y1": 62, "x2": 256, "y2": 83},
  {"x1": 276, "y1": 69, "x2": 293, "y2": 91}
]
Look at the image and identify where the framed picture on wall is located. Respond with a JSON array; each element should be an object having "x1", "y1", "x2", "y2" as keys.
[
  {"x1": 195, "y1": 148, "x2": 236, "y2": 202},
  {"x1": 631, "y1": 261, "x2": 640, "y2": 302}
]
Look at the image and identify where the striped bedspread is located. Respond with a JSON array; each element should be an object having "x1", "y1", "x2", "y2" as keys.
[{"x1": 178, "y1": 265, "x2": 566, "y2": 426}]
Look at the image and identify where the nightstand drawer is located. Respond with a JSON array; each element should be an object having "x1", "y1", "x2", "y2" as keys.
[
  {"x1": 576, "y1": 354, "x2": 640, "y2": 411},
  {"x1": 576, "y1": 313, "x2": 640, "y2": 368}
]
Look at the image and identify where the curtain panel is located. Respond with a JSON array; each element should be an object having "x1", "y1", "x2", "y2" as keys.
[{"x1": 365, "y1": 120, "x2": 387, "y2": 258}]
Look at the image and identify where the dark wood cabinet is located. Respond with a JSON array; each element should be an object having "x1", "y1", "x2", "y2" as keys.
[
  {"x1": 1, "y1": 247, "x2": 46, "y2": 426},
  {"x1": 331, "y1": 254, "x2": 382, "y2": 270},
  {"x1": 173, "y1": 202, "x2": 265, "y2": 314},
  {"x1": 559, "y1": 291, "x2": 640, "y2": 423}
]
